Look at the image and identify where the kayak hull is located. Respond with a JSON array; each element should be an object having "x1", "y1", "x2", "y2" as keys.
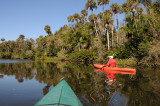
[
  {"x1": 34, "y1": 79, "x2": 82, "y2": 106},
  {"x1": 94, "y1": 64, "x2": 136, "y2": 75}
]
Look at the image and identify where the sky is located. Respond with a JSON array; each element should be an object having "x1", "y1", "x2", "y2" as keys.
[{"x1": 0, "y1": 0, "x2": 126, "y2": 41}]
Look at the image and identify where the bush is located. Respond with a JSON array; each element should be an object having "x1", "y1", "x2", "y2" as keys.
[
  {"x1": 0, "y1": 52, "x2": 12, "y2": 59},
  {"x1": 139, "y1": 42, "x2": 160, "y2": 67},
  {"x1": 115, "y1": 46, "x2": 133, "y2": 59},
  {"x1": 137, "y1": 42, "x2": 149, "y2": 60},
  {"x1": 68, "y1": 50, "x2": 97, "y2": 62}
]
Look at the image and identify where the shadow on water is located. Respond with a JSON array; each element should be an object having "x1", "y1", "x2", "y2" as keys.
[{"x1": 0, "y1": 60, "x2": 160, "y2": 106}]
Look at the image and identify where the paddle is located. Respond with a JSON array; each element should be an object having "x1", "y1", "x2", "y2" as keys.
[
  {"x1": 101, "y1": 65, "x2": 109, "y2": 68},
  {"x1": 101, "y1": 65, "x2": 108, "y2": 70}
]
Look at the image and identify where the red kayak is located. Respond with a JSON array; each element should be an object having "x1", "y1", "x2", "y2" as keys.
[{"x1": 94, "y1": 64, "x2": 136, "y2": 75}]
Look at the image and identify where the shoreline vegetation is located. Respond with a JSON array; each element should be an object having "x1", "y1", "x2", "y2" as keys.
[{"x1": 0, "y1": 0, "x2": 160, "y2": 67}]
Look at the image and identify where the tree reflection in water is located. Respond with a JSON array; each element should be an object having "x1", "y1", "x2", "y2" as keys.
[
  {"x1": 43, "y1": 84, "x2": 51, "y2": 95},
  {"x1": 0, "y1": 61, "x2": 160, "y2": 105},
  {"x1": 0, "y1": 74, "x2": 3, "y2": 78}
]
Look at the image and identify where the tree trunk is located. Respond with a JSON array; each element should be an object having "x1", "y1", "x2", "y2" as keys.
[
  {"x1": 102, "y1": 4, "x2": 105, "y2": 33},
  {"x1": 92, "y1": 11, "x2": 100, "y2": 41},
  {"x1": 107, "y1": 28, "x2": 110, "y2": 50},
  {"x1": 71, "y1": 21, "x2": 73, "y2": 29},
  {"x1": 111, "y1": 24, "x2": 114, "y2": 48},
  {"x1": 116, "y1": 14, "x2": 119, "y2": 46},
  {"x1": 113, "y1": 13, "x2": 116, "y2": 47}
]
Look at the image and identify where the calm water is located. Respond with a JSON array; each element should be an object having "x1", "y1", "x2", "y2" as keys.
[{"x1": 0, "y1": 60, "x2": 160, "y2": 106}]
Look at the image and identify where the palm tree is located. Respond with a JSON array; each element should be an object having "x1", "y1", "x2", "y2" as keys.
[
  {"x1": 81, "y1": 9, "x2": 88, "y2": 23},
  {"x1": 67, "y1": 15, "x2": 74, "y2": 28},
  {"x1": 44, "y1": 25, "x2": 52, "y2": 35},
  {"x1": 104, "y1": 10, "x2": 113, "y2": 48},
  {"x1": 80, "y1": 17, "x2": 87, "y2": 23},
  {"x1": 73, "y1": 13, "x2": 80, "y2": 23},
  {"x1": 126, "y1": 0, "x2": 140, "y2": 39},
  {"x1": 81, "y1": 9, "x2": 88, "y2": 17},
  {"x1": 97, "y1": 0, "x2": 110, "y2": 15},
  {"x1": 85, "y1": 0, "x2": 100, "y2": 41},
  {"x1": 126, "y1": 0, "x2": 139, "y2": 20},
  {"x1": 103, "y1": 10, "x2": 112, "y2": 50},
  {"x1": 97, "y1": 0, "x2": 110, "y2": 32},
  {"x1": 88, "y1": 14, "x2": 98, "y2": 31},
  {"x1": 120, "y1": 2, "x2": 129, "y2": 24},
  {"x1": 97, "y1": 12, "x2": 103, "y2": 20},
  {"x1": 97, "y1": 12, "x2": 103, "y2": 34},
  {"x1": 110, "y1": 3, "x2": 120, "y2": 46}
]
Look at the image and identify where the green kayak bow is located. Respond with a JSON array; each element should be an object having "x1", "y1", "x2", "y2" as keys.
[{"x1": 34, "y1": 78, "x2": 82, "y2": 106}]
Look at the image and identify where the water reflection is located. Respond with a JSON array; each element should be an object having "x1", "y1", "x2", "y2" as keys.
[
  {"x1": 0, "y1": 60, "x2": 160, "y2": 106},
  {"x1": 0, "y1": 74, "x2": 3, "y2": 78},
  {"x1": 105, "y1": 73, "x2": 116, "y2": 85},
  {"x1": 0, "y1": 59, "x2": 32, "y2": 63},
  {"x1": 42, "y1": 85, "x2": 51, "y2": 95},
  {"x1": 108, "y1": 91, "x2": 129, "y2": 106}
]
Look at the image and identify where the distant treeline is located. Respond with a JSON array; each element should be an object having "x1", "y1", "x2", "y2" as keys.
[{"x1": 0, "y1": 0, "x2": 160, "y2": 66}]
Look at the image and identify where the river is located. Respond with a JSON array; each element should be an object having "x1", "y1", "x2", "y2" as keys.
[{"x1": 0, "y1": 59, "x2": 160, "y2": 106}]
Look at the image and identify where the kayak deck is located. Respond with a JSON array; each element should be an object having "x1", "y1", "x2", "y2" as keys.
[{"x1": 34, "y1": 78, "x2": 82, "y2": 106}]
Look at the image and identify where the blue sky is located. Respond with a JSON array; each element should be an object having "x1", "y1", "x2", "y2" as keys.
[{"x1": 0, "y1": 0, "x2": 126, "y2": 41}]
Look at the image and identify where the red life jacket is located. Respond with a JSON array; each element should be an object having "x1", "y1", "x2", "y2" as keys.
[{"x1": 104, "y1": 59, "x2": 116, "y2": 67}]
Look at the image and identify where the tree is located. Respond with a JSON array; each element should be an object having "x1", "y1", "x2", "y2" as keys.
[
  {"x1": 36, "y1": 36, "x2": 47, "y2": 59},
  {"x1": 18, "y1": 34, "x2": 25, "y2": 41},
  {"x1": 97, "y1": 0, "x2": 110, "y2": 32},
  {"x1": 103, "y1": 10, "x2": 113, "y2": 50},
  {"x1": 110, "y1": 3, "x2": 120, "y2": 46},
  {"x1": 120, "y1": 2, "x2": 129, "y2": 24},
  {"x1": 73, "y1": 13, "x2": 80, "y2": 23},
  {"x1": 67, "y1": 15, "x2": 74, "y2": 28},
  {"x1": 44, "y1": 25, "x2": 52, "y2": 35},
  {"x1": 85, "y1": 0, "x2": 100, "y2": 41},
  {"x1": 97, "y1": 12, "x2": 103, "y2": 34},
  {"x1": 16, "y1": 35, "x2": 25, "y2": 52},
  {"x1": 1, "y1": 38, "x2": 5, "y2": 42},
  {"x1": 97, "y1": 0, "x2": 110, "y2": 16},
  {"x1": 80, "y1": 9, "x2": 88, "y2": 23},
  {"x1": 81, "y1": 9, "x2": 88, "y2": 17}
]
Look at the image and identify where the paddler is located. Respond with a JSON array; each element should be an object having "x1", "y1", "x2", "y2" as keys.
[
  {"x1": 103, "y1": 56, "x2": 116, "y2": 67},
  {"x1": 103, "y1": 56, "x2": 116, "y2": 85}
]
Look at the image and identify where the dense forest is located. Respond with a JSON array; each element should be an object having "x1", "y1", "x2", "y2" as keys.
[{"x1": 0, "y1": 0, "x2": 160, "y2": 66}]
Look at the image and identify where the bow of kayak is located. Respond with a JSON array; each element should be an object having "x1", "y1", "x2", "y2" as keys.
[{"x1": 34, "y1": 78, "x2": 82, "y2": 106}]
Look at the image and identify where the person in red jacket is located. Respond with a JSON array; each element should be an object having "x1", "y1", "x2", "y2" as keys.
[
  {"x1": 103, "y1": 56, "x2": 116, "y2": 85},
  {"x1": 103, "y1": 56, "x2": 116, "y2": 67}
]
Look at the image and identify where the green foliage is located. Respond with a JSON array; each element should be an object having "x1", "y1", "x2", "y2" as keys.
[
  {"x1": 137, "y1": 42, "x2": 149, "y2": 59},
  {"x1": 44, "y1": 25, "x2": 52, "y2": 35},
  {"x1": 115, "y1": 58, "x2": 137, "y2": 67},
  {"x1": 25, "y1": 50, "x2": 34, "y2": 59},
  {"x1": 115, "y1": 46, "x2": 133, "y2": 59},
  {"x1": 57, "y1": 50, "x2": 67, "y2": 60},
  {"x1": 85, "y1": 0, "x2": 97, "y2": 11},
  {"x1": 0, "y1": 52, "x2": 12, "y2": 59},
  {"x1": 68, "y1": 50, "x2": 97, "y2": 62}
]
